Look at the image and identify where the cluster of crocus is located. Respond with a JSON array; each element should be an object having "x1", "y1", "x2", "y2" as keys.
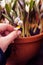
[{"x1": 0, "y1": 0, "x2": 43, "y2": 37}]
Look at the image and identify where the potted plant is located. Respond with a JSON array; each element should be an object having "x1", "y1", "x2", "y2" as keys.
[{"x1": 0, "y1": 0, "x2": 43, "y2": 65}]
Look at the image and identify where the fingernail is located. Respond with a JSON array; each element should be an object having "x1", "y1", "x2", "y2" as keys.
[{"x1": 17, "y1": 31, "x2": 21, "y2": 35}]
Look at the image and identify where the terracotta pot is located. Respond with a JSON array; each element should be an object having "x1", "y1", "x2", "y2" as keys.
[{"x1": 6, "y1": 33, "x2": 43, "y2": 65}]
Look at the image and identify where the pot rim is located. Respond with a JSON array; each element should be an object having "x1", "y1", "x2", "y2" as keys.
[{"x1": 14, "y1": 32, "x2": 43, "y2": 44}]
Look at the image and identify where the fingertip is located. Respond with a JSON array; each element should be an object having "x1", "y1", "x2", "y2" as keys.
[{"x1": 17, "y1": 31, "x2": 21, "y2": 35}]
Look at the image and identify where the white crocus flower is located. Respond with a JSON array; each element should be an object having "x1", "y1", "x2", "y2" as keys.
[
  {"x1": 19, "y1": 0, "x2": 24, "y2": 6},
  {"x1": 35, "y1": 0, "x2": 39, "y2": 6},
  {"x1": 11, "y1": 2, "x2": 14, "y2": 8},
  {"x1": 25, "y1": 5, "x2": 30, "y2": 13},
  {"x1": 10, "y1": 10, "x2": 13, "y2": 17},
  {"x1": 14, "y1": 17, "x2": 20, "y2": 24},
  {"x1": 17, "y1": 20, "x2": 23, "y2": 26},
  {"x1": 5, "y1": 0, "x2": 11, "y2": 4},
  {"x1": 41, "y1": 1, "x2": 43, "y2": 11},
  {"x1": 14, "y1": 17, "x2": 23, "y2": 27},
  {"x1": 25, "y1": 0, "x2": 31, "y2": 3},
  {"x1": 14, "y1": 20, "x2": 23, "y2": 31},
  {"x1": 0, "y1": 0, "x2": 5, "y2": 8}
]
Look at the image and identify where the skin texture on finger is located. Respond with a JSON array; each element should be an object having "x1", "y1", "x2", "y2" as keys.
[
  {"x1": 0, "y1": 23, "x2": 14, "y2": 32},
  {"x1": 0, "y1": 30, "x2": 21, "y2": 53},
  {"x1": 5, "y1": 31, "x2": 10, "y2": 35}
]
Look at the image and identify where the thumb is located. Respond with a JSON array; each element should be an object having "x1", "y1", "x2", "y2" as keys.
[
  {"x1": 5, "y1": 30, "x2": 21, "y2": 45},
  {"x1": 0, "y1": 30, "x2": 21, "y2": 52}
]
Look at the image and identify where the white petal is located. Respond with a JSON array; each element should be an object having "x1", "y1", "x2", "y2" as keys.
[
  {"x1": 0, "y1": 0, "x2": 5, "y2": 8},
  {"x1": 35, "y1": 0, "x2": 39, "y2": 5},
  {"x1": 41, "y1": 2, "x2": 43, "y2": 11},
  {"x1": 5, "y1": 0, "x2": 11, "y2": 4},
  {"x1": 18, "y1": 20, "x2": 23, "y2": 26},
  {"x1": 25, "y1": 5, "x2": 30, "y2": 13},
  {"x1": 14, "y1": 17, "x2": 20, "y2": 24},
  {"x1": 25, "y1": 0, "x2": 31, "y2": 3}
]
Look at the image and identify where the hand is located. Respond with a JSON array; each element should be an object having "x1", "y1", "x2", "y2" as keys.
[{"x1": 0, "y1": 23, "x2": 21, "y2": 53}]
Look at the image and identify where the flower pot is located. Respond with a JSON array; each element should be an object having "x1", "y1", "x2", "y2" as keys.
[{"x1": 6, "y1": 33, "x2": 43, "y2": 65}]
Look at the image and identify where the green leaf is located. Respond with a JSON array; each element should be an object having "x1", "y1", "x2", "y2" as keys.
[
  {"x1": 5, "y1": 4, "x2": 11, "y2": 15},
  {"x1": 30, "y1": 0, "x2": 35, "y2": 10},
  {"x1": 12, "y1": 10, "x2": 17, "y2": 17},
  {"x1": 25, "y1": 2, "x2": 30, "y2": 6},
  {"x1": 12, "y1": 0, "x2": 18, "y2": 10},
  {"x1": 2, "y1": 13, "x2": 13, "y2": 23}
]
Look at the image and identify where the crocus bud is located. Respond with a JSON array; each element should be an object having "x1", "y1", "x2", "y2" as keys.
[
  {"x1": 14, "y1": 17, "x2": 20, "y2": 24},
  {"x1": 25, "y1": 5, "x2": 30, "y2": 13}
]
